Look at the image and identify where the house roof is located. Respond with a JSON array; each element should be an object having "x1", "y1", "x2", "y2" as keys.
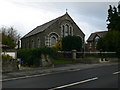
[
  {"x1": 87, "y1": 31, "x2": 107, "y2": 42},
  {"x1": 22, "y1": 12, "x2": 85, "y2": 39}
]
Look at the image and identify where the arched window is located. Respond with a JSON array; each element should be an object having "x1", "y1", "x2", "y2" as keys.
[
  {"x1": 61, "y1": 23, "x2": 73, "y2": 37},
  {"x1": 48, "y1": 32, "x2": 59, "y2": 47},
  {"x1": 69, "y1": 26, "x2": 72, "y2": 35},
  {"x1": 37, "y1": 38, "x2": 40, "y2": 47},
  {"x1": 65, "y1": 24, "x2": 69, "y2": 36},
  {"x1": 61, "y1": 25, "x2": 65, "y2": 38},
  {"x1": 31, "y1": 40, "x2": 34, "y2": 48},
  {"x1": 51, "y1": 36, "x2": 57, "y2": 46}
]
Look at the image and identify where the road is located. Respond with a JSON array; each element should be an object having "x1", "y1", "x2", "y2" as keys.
[{"x1": 2, "y1": 64, "x2": 119, "y2": 89}]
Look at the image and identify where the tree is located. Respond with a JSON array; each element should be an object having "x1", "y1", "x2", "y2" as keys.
[
  {"x1": 0, "y1": 26, "x2": 21, "y2": 49},
  {"x1": 97, "y1": 30, "x2": 120, "y2": 52},
  {"x1": 107, "y1": 5, "x2": 120, "y2": 31},
  {"x1": 62, "y1": 35, "x2": 82, "y2": 51},
  {"x1": 2, "y1": 34, "x2": 16, "y2": 49},
  {"x1": 97, "y1": 3, "x2": 120, "y2": 58}
]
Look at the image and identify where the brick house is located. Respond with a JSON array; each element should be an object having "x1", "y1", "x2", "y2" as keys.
[
  {"x1": 21, "y1": 12, "x2": 85, "y2": 50},
  {"x1": 86, "y1": 31, "x2": 107, "y2": 52}
]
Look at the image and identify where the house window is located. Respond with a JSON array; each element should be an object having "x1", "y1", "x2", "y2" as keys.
[
  {"x1": 89, "y1": 43, "x2": 92, "y2": 49},
  {"x1": 95, "y1": 36, "x2": 99, "y2": 41}
]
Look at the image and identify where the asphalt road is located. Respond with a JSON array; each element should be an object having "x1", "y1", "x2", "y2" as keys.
[{"x1": 2, "y1": 64, "x2": 120, "y2": 89}]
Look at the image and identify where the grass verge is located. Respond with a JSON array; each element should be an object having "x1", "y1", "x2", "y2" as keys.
[{"x1": 52, "y1": 59, "x2": 76, "y2": 65}]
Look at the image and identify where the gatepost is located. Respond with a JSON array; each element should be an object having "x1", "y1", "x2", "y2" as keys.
[{"x1": 72, "y1": 50, "x2": 77, "y2": 60}]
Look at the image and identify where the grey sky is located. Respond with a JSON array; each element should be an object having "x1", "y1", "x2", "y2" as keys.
[{"x1": 0, "y1": 0, "x2": 119, "y2": 41}]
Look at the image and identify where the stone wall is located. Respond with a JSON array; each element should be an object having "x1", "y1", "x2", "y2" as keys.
[
  {"x1": 2, "y1": 59, "x2": 19, "y2": 73},
  {"x1": 57, "y1": 51, "x2": 119, "y2": 63},
  {"x1": 41, "y1": 54, "x2": 52, "y2": 67}
]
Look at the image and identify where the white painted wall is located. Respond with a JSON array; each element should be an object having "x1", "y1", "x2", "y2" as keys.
[{"x1": 1, "y1": 52, "x2": 17, "y2": 59}]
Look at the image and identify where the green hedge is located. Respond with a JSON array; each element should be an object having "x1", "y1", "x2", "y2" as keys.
[
  {"x1": 17, "y1": 47, "x2": 58, "y2": 67},
  {"x1": 62, "y1": 35, "x2": 82, "y2": 51}
]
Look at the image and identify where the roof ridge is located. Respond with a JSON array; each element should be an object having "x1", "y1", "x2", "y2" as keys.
[{"x1": 94, "y1": 31, "x2": 107, "y2": 33}]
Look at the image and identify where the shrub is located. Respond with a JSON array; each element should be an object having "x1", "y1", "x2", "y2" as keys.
[
  {"x1": 52, "y1": 40, "x2": 62, "y2": 50},
  {"x1": 17, "y1": 47, "x2": 58, "y2": 67},
  {"x1": 2, "y1": 54, "x2": 13, "y2": 60}
]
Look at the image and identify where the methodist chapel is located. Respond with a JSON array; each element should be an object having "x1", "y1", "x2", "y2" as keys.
[{"x1": 21, "y1": 12, "x2": 85, "y2": 49}]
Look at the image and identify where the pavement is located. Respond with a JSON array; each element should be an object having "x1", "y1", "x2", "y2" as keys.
[{"x1": 2, "y1": 62, "x2": 119, "y2": 80}]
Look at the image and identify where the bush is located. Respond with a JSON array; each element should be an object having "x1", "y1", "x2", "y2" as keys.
[
  {"x1": 2, "y1": 54, "x2": 13, "y2": 60},
  {"x1": 17, "y1": 47, "x2": 58, "y2": 67},
  {"x1": 62, "y1": 35, "x2": 82, "y2": 51}
]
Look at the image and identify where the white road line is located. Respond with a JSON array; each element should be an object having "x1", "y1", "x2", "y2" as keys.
[
  {"x1": 49, "y1": 77, "x2": 98, "y2": 90},
  {"x1": 113, "y1": 71, "x2": 120, "y2": 75}
]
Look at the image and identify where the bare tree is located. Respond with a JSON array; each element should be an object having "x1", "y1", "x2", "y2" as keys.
[{"x1": 0, "y1": 26, "x2": 21, "y2": 49}]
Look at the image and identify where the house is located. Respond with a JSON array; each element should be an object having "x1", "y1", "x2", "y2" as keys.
[
  {"x1": 86, "y1": 31, "x2": 107, "y2": 52},
  {"x1": 21, "y1": 12, "x2": 85, "y2": 50}
]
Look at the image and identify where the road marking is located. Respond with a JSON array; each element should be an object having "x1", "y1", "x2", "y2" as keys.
[
  {"x1": 49, "y1": 77, "x2": 98, "y2": 90},
  {"x1": 113, "y1": 71, "x2": 120, "y2": 75}
]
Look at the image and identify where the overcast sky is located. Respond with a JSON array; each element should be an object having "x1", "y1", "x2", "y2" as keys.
[{"x1": 0, "y1": 0, "x2": 119, "y2": 41}]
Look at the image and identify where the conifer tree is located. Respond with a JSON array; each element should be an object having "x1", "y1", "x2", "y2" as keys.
[{"x1": 107, "y1": 4, "x2": 120, "y2": 31}]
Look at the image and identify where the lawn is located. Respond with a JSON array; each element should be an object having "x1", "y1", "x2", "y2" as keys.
[{"x1": 52, "y1": 59, "x2": 76, "y2": 65}]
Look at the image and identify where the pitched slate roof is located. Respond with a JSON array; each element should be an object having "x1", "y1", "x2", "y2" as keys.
[
  {"x1": 23, "y1": 16, "x2": 61, "y2": 38},
  {"x1": 22, "y1": 13, "x2": 68, "y2": 38},
  {"x1": 87, "y1": 31, "x2": 107, "y2": 42},
  {"x1": 22, "y1": 12, "x2": 85, "y2": 39}
]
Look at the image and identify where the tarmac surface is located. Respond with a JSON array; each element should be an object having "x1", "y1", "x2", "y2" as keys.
[{"x1": 2, "y1": 62, "x2": 119, "y2": 81}]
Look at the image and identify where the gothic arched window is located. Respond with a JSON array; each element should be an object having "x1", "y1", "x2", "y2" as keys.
[
  {"x1": 37, "y1": 38, "x2": 40, "y2": 47},
  {"x1": 69, "y1": 26, "x2": 72, "y2": 35},
  {"x1": 61, "y1": 23, "x2": 73, "y2": 37},
  {"x1": 62, "y1": 25, "x2": 65, "y2": 37},
  {"x1": 48, "y1": 32, "x2": 59, "y2": 47},
  {"x1": 31, "y1": 40, "x2": 34, "y2": 48},
  {"x1": 51, "y1": 36, "x2": 57, "y2": 46},
  {"x1": 65, "y1": 24, "x2": 69, "y2": 36}
]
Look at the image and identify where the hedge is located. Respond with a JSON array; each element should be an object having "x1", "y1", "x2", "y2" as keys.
[
  {"x1": 62, "y1": 35, "x2": 82, "y2": 51},
  {"x1": 17, "y1": 47, "x2": 58, "y2": 67}
]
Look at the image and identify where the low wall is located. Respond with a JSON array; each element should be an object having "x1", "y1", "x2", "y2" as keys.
[
  {"x1": 2, "y1": 59, "x2": 19, "y2": 73},
  {"x1": 57, "y1": 51, "x2": 119, "y2": 63},
  {"x1": 41, "y1": 54, "x2": 52, "y2": 67}
]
